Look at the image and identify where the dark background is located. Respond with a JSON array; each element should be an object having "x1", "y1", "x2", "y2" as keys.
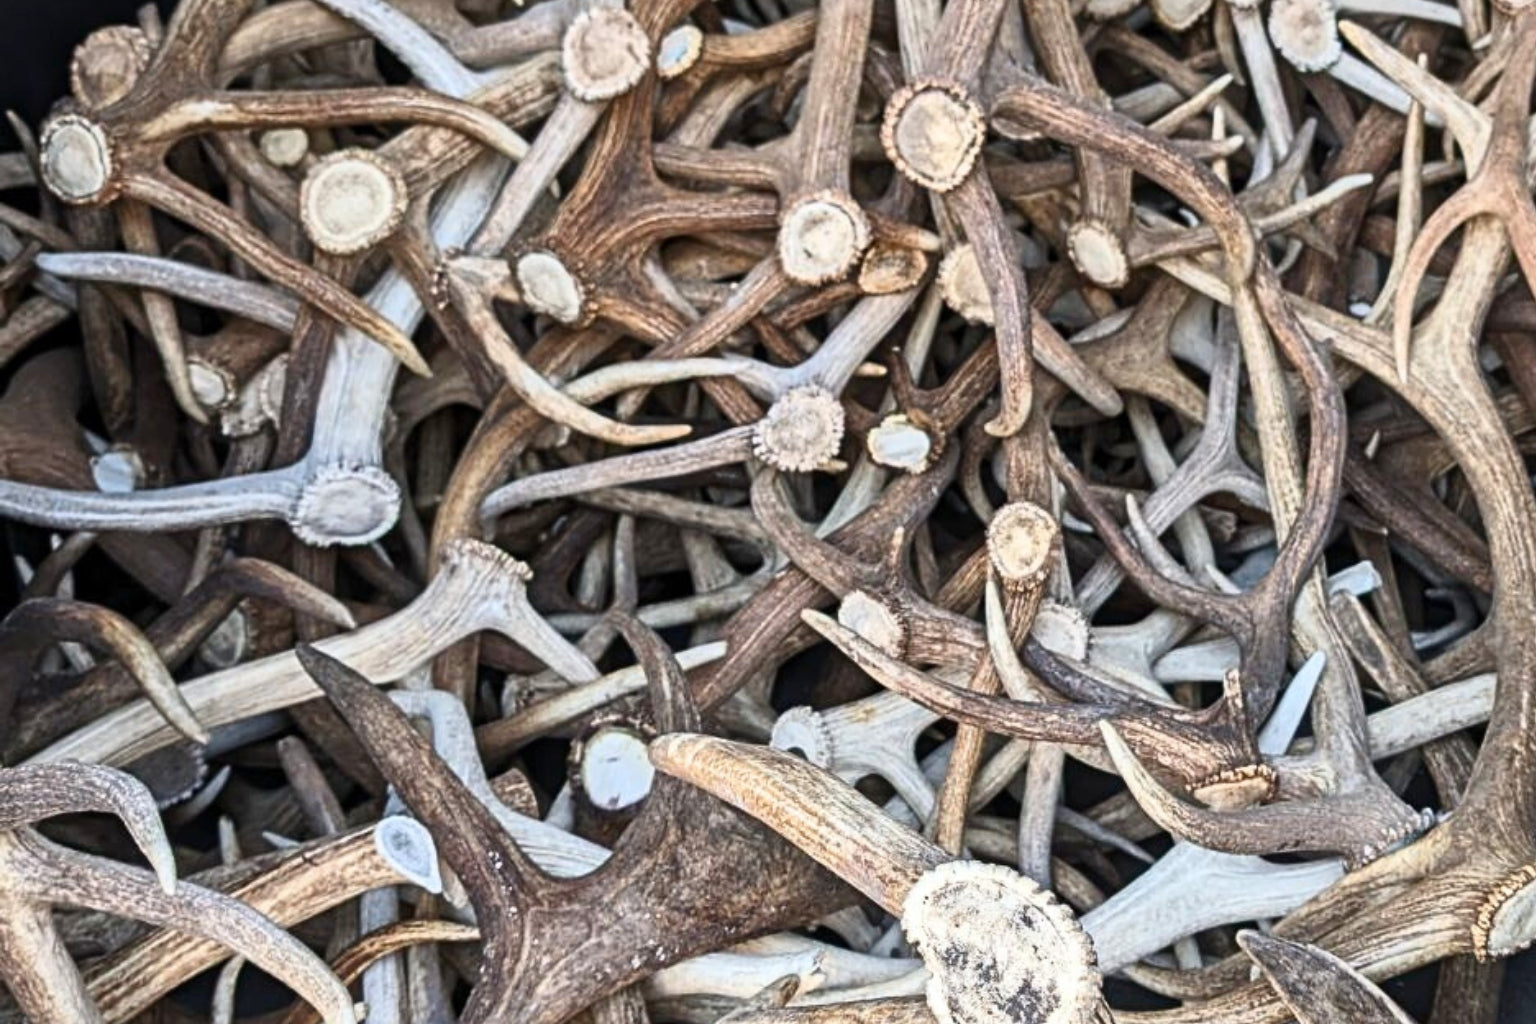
[
  {"x1": 3, "y1": 2, "x2": 1535, "y2": 1020},
  {"x1": 1, "y1": 1, "x2": 174, "y2": 127}
]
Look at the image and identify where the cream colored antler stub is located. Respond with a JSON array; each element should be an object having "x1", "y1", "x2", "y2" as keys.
[{"x1": 300, "y1": 149, "x2": 408, "y2": 255}]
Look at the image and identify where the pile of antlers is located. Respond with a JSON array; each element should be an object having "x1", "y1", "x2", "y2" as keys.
[{"x1": 0, "y1": 0, "x2": 1531, "y2": 1019}]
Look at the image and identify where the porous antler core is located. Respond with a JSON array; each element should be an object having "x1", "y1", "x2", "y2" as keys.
[
  {"x1": 1475, "y1": 864, "x2": 1536, "y2": 959},
  {"x1": 1268, "y1": 0, "x2": 1342, "y2": 72},
  {"x1": 986, "y1": 502, "x2": 1059, "y2": 588},
  {"x1": 867, "y1": 414, "x2": 938, "y2": 473},
  {"x1": 578, "y1": 725, "x2": 655, "y2": 811},
  {"x1": 938, "y1": 244, "x2": 993, "y2": 324},
  {"x1": 777, "y1": 193, "x2": 871, "y2": 285},
  {"x1": 40, "y1": 115, "x2": 115, "y2": 204},
  {"x1": 299, "y1": 149, "x2": 406, "y2": 256},
  {"x1": 561, "y1": 8, "x2": 652, "y2": 101},
  {"x1": 859, "y1": 242, "x2": 929, "y2": 294},
  {"x1": 657, "y1": 25, "x2": 704, "y2": 79},
  {"x1": 902, "y1": 861, "x2": 1101, "y2": 1024},
  {"x1": 188, "y1": 359, "x2": 236, "y2": 411},
  {"x1": 1032, "y1": 600, "x2": 1089, "y2": 660},
  {"x1": 1190, "y1": 763, "x2": 1278, "y2": 811},
  {"x1": 91, "y1": 447, "x2": 144, "y2": 494},
  {"x1": 291, "y1": 463, "x2": 402, "y2": 546},
  {"x1": 70, "y1": 25, "x2": 151, "y2": 109},
  {"x1": 770, "y1": 706, "x2": 836, "y2": 765},
  {"x1": 373, "y1": 816, "x2": 444, "y2": 895},
  {"x1": 882, "y1": 82, "x2": 987, "y2": 193},
  {"x1": 1150, "y1": 0, "x2": 1212, "y2": 30},
  {"x1": 752, "y1": 385, "x2": 846, "y2": 472},
  {"x1": 1066, "y1": 219, "x2": 1130, "y2": 289},
  {"x1": 259, "y1": 128, "x2": 310, "y2": 168},
  {"x1": 837, "y1": 590, "x2": 908, "y2": 658},
  {"x1": 515, "y1": 250, "x2": 586, "y2": 324}
]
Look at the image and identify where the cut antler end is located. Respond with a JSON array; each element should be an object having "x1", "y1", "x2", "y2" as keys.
[
  {"x1": 259, "y1": 127, "x2": 310, "y2": 168},
  {"x1": 1189, "y1": 762, "x2": 1278, "y2": 811},
  {"x1": 1475, "y1": 864, "x2": 1536, "y2": 959},
  {"x1": 866, "y1": 413, "x2": 941, "y2": 474},
  {"x1": 769, "y1": 706, "x2": 837, "y2": 767},
  {"x1": 1150, "y1": 0, "x2": 1214, "y2": 32},
  {"x1": 937, "y1": 244, "x2": 994, "y2": 325},
  {"x1": 1065, "y1": 220, "x2": 1129, "y2": 290},
  {"x1": 656, "y1": 24, "x2": 704, "y2": 80},
  {"x1": 290, "y1": 463, "x2": 402, "y2": 547},
  {"x1": 439, "y1": 537, "x2": 534, "y2": 583},
  {"x1": 515, "y1": 249, "x2": 588, "y2": 325},
  {"x1": 40, "y1": 113, "x2": 117, "y2": 204},
  {"x1": 777, "y1": 192, "x2": 871, "y2": 286},
  {"x1": 859, "y1": 241, "x2": 930, "y2": 295},
  {"x1": 70, "y1": 25, "x2": 151, "y2": 110},
  {"x1": 562, "y1": 8, "x2": 652, "y2": 102},
  {"x1": 881, "y1": 80, "x2": 987, "y2": 194},
  {"x1": 901, "y1": 860, "x2": 1102, "y2": 1024},
  {"x1": 986, "y1": 502, "x2": 1060, "y2": 591},
  {"x1": 836, "y1": 590, "x2": 910, "y2": 659},
  {"x1": 573, "y1": 723, "x2": 656, "y2": 811},
  {"x1": 1268, "y1": 0, "x2": 1343, "y2": 74},
  {"x1": 374, "y1": 815, "x2": 444, "y2": 895},
  {"x1": 752, "y1": 385, "x2": 845, "y2": 472},
  {"x1": 299, "y1": 149, "x2": 408, "y2": 257}
]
